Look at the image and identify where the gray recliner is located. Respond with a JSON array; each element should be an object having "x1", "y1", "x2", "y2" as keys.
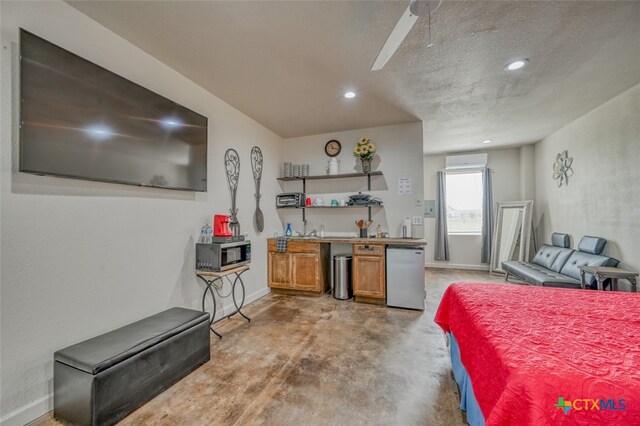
[{"x1": 502, "y1": 234, "x2": 619, "y2": 289}]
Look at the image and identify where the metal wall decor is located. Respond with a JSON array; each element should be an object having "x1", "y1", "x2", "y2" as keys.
[
  {"x1": 553, "y1": 150, "x2": 574, "y2": 187},
  {"x1": 251, "y1": 146, "x2": 264, "y2": 232},
  {"x1": 224, "y1": 149, "x2": 240, "y2": 235}
]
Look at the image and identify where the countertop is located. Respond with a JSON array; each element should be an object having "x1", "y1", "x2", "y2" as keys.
[{"x1": 267, "y1": 237, "x2": 427, "y2": 246}]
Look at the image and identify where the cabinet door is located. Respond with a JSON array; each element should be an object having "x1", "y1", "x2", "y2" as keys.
[
  {"x1": 269, "y1": 252, "x2": 291, "y2": 288},
  {"x1": 291, "y1": 252, "x2": 320, "y2": 291},
  {"x1": 353, "y1": 255, "x2": 385, "y2": 299}
]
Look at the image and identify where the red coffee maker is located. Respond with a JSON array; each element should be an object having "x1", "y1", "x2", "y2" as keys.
[{"x1": 213, "y1": 215, "x2": 233, "y2": 237}]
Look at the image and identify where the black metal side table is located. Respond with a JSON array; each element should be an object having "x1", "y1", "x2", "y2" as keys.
[{"x1": 196, "y1": 264, "x2": 251, "y2": 338}]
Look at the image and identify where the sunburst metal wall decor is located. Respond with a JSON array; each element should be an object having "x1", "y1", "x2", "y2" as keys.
[{"x1": 553, "y1": 150, "x2": 574, "y2": 187}]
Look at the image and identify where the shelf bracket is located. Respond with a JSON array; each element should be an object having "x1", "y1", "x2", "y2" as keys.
[{"x1": 302, "y1": 178, "x2": 307, "y2": 224}]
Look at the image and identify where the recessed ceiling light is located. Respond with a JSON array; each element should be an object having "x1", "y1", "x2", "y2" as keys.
[
  {"x1": 482, "y1": 139, "x2": 493, "y2": 144},
  {"x1": 344, "y1": 91, "x2": 356, "y2": 99},
  {"x1": 504, "y1": 59, "x2": 529, "y2": 71}
]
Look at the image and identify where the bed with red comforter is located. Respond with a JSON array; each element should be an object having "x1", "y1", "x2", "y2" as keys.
[{"x1": 435, "y1": 282, "x2": 640, "y2": 425}]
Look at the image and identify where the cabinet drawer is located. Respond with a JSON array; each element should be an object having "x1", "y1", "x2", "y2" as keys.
[
  {"x1": 288, "y1": 241, "x2": 319, "y2": 253},
  {"x1": 268, "y1": 239, "x2": 319, "y2": 253},
  {"x1": 353, "y1": 244, "x2": 384, "y2": 256}
]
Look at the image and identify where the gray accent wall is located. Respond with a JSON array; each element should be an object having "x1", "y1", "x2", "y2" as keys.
[{"x1": 534, "y1": 83, "x2": 640, "y2": 287}]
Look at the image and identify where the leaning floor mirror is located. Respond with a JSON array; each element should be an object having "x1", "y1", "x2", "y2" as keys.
[{"x1": 490, "y1": 200, "x2": 534, "y2": 274}]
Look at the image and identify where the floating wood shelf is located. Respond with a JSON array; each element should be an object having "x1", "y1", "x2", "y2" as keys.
[
  {"x1": 277, "y1": 171, "x2": 383, "y2": 182},
  {"x1": 277, "y1": 205, "x2": 383, "y2": 210}
]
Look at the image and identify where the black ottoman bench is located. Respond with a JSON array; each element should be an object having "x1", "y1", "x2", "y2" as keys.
[{"x1": 54, "y1": 307, "x2": 210, "y2": 425}]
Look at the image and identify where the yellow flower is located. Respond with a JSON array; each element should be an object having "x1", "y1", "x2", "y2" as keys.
[{"x1": 354, "y1": 137, "x2": 375, "y2": 157}]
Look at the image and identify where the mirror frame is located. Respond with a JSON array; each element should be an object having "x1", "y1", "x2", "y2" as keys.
[{"x1": 489, "y1": 200, "x2": 534, "y2": 274}]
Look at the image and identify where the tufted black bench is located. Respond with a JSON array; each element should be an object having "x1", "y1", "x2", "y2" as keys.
[{"x1": 54, "y1": 307, "x2": 210, "y2": 425}]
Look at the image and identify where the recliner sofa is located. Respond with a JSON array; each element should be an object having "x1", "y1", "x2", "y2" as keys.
[{"x1": 502, "y1": 233, "x2": 619, "y2": 289}]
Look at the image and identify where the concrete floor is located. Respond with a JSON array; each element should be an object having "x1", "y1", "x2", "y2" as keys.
[{"x1": 32, "y1": 268, "x2": 500, "y2": 426}]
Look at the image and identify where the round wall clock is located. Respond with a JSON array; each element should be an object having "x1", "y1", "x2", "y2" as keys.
[{"x1": 324, "y1": 140, "x2": 342, "y2": 157}]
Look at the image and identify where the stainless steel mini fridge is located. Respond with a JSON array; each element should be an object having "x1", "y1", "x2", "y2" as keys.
[{"x1": 386, "y1": 246, "x2": 426, "y2": 310}]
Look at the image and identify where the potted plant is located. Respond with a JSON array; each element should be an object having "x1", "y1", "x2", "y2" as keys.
[{"x1": 353, "y1": 137, "x2": 376, "y2": 173}]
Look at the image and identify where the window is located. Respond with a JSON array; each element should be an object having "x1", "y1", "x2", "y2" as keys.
[{"x1": 446, "y1": 172, "x2": 483, "y2": 234}]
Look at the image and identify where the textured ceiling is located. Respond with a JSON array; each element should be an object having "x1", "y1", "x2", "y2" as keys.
[{"x1": 67, "y1": 1, "x2": 640, "y2": 153}]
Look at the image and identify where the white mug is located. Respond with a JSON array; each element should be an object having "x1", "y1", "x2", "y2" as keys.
[{"x1": 314, "y1": 198, "x2": 324, "y2": 206}]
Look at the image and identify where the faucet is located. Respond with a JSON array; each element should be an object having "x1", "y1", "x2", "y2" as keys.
[{"x1": 295, "y1": 229, "x2": 318, "y2": 238}]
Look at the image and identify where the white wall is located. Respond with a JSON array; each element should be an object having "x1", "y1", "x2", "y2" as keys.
[
  {"x1": 0, "y1": 2, "x2": 283, "y2": 424},
  {"x1": 423, "y1": 147, "x2": 530, "y2": 270},
  {"x1": 535, "y1": 83, "x2": 640, "y2": 286},
  {"x1": 281, "y1": 122, "x2": 424, "y2": 239}
]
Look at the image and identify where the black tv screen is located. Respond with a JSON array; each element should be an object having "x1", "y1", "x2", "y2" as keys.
[{"x1": 19, "y1": 29, "x2": 208, "y2": 191}]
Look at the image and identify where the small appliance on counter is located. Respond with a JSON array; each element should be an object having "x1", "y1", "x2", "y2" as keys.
[
  {"x1": 214, "y1": 214, "x2": 233, "y2": 236},
  {"x1": 402, "y1": 217, "x2": 412, "y2": 239},
  {"x1": 213, "y1": 215, "x2": 244, "y2": 242},
  {"x1": 196, "y1": 240, "x2": 251, "y2": 271},
  {"x1": 276, "y1": 192, "x2": 306, "y2": 208}
]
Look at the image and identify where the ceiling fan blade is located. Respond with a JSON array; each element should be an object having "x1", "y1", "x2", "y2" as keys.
[
  {"x1": 371, "y1": 0, "x2": 443, "y2": 71},
  {"x1": 371, "y1": 4, "x2": 418, "y2": 71}
]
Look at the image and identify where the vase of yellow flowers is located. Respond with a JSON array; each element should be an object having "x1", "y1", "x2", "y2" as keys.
[{"x1": 353, "y1": 137, "x2": 376, "y2": 173}]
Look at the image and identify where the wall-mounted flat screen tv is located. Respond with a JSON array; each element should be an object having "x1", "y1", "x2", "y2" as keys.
[{"x1": 19, "y1": 29, "x2": 208, "y2": 192}]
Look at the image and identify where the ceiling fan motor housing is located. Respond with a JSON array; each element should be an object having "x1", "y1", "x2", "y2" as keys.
[{"x1": 409, "y1": 0, "x2": 443, "y2": 16}]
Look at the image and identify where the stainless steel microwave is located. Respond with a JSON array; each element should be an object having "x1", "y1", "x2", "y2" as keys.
[
  {"x1": 196, "y1": 241, "x2": 251, "y2": 271},
  {"x1": 276, "y1": 192, "x2": 306, "y2": 208}
]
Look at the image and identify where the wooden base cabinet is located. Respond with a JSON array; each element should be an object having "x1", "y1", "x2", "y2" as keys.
[
  {"x1": 268, "y1": 252, "x2": 291, "y2": 288},
  {"x1": 268, "y1": 240, "x2": 329, "y2": 295},
  {"x1": 353, "y1": 244, "x2": 385, "y2": 303}
]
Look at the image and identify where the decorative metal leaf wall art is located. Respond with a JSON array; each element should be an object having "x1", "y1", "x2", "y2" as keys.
[
  {"x1": 225, "y1": 149, "x2": 240, "y2": 235},
  {"x1": 553, "y1": 150, "x2": 574, "y2": 187}
]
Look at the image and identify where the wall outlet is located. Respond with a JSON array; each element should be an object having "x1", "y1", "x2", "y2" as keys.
[{"x1": 411, "y1": 216, "x2": 423, "y2": 226}]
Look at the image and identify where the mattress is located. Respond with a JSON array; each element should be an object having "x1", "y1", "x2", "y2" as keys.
[{"x1": 435, "y1": 282, "x2": 640, "y2": 425}]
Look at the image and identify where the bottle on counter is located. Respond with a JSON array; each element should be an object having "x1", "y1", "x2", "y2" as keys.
[
  {"x1": 319, "y1": 225, "x2": 325, "y2": 238},
  {"x1": 285, "y1": 223, "x2": 293, "y2": 237},
  {"x1": 376, "y1": 224, "x2": 382, "y2": 238},
  {"x1": 206, "y1": 224, "x2": 213, "y2": 244},
  {"x1": 199, "y1": 224, "x2": 208, "y2": 243}
]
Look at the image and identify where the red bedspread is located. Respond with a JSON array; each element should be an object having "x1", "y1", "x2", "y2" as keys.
[{"x1": 435, "y1": 282, "x2": 640, "y2": 425}]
